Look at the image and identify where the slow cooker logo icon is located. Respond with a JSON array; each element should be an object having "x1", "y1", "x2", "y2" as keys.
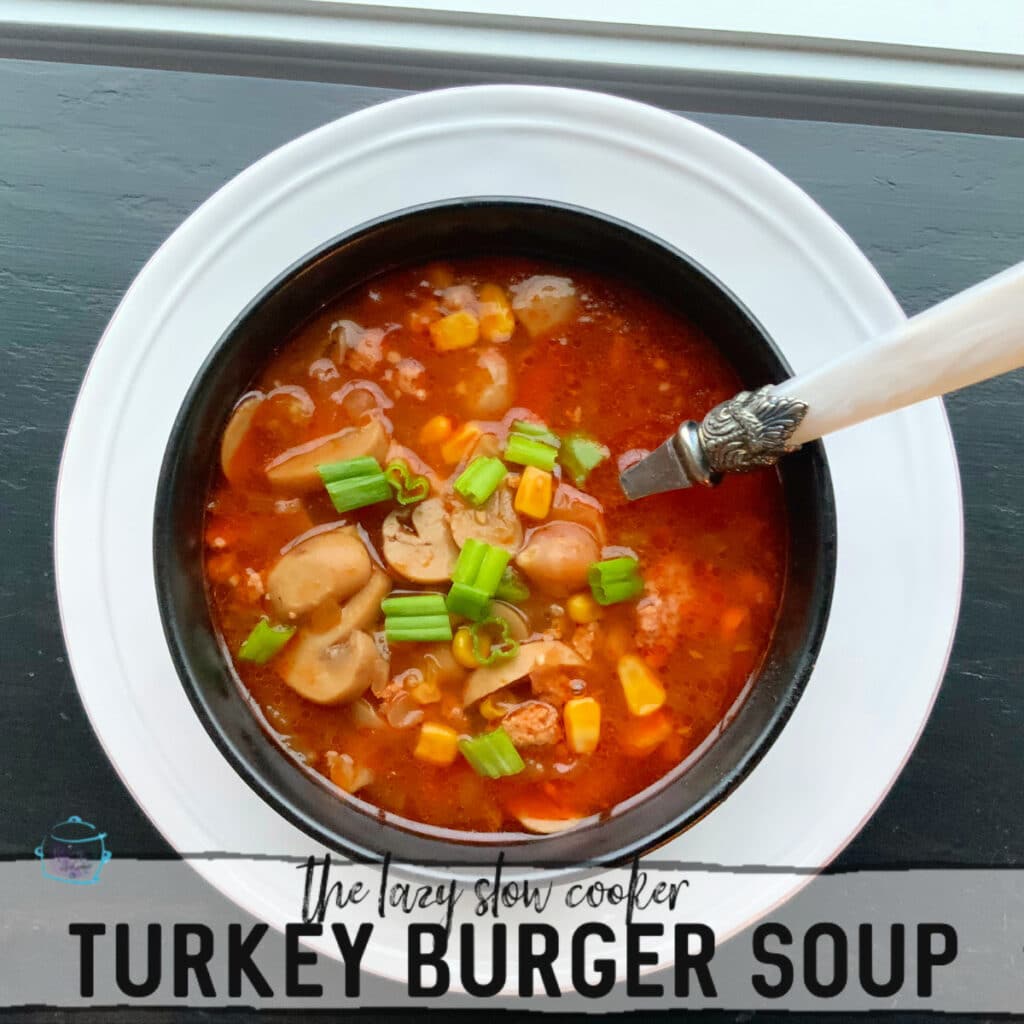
[{"x1": 34, "y1": 816, "x2": 112, "y2": 885}]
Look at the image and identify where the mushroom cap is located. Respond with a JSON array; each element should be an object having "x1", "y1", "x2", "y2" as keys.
[
  {"x1": 279, "y1": 628, "x2": 388, "y2": 705},
  {"x1": 382, "y1": 498, "x2": 459, "y2": 583},
  {"x1": 514, "y1": 520, "x2": 601, "y2": 596},
  {"x1": 220, "y1": 392, "x2": 263, "y2": 484},
  {"x1": 463, "y1": 639, "x2": 583, "y2": 706},
  {"x1": 337, "y1": 566, "x2": 392, "y2": 635},
  {"x1": 266, "y1": 418, "x2": 389, "y2": 492},
  {"x1": 266, "y1": 529, "x2": 372, "y2": 621},
  {"x1": 450, "y1": 485, "x2": 524, "y2": 554}
]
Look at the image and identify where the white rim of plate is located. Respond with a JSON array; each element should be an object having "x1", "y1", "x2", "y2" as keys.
[{"x1": 54, "y1": 85, "x2": 963, "y2": 988}]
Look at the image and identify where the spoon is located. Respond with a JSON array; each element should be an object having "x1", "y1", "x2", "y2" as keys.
[{"x1": 620, "y1": 260, "x2": 1024, "y2": 499}]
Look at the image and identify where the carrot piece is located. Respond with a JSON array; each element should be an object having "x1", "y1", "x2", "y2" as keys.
[
  {"x1": 440, "y1": 422, "x2": 483, "y2": 464},
  {"x1": 620, "y1": 710, "x2": 673, "y2": 756},
  {"x1": 720, "y1": 605, "x2": 750, "y2": 639}
]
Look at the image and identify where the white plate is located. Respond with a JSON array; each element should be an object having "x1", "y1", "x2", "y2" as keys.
[{"x1": 54, "y1": 85, "x2": 962, "y2": 987}]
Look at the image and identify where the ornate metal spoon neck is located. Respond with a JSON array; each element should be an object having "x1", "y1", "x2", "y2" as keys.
[{"x1": 619, "y1": 386, "x2": 808, "y2": 500}]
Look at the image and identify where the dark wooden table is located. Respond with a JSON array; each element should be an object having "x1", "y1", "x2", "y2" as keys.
[{"x1": 2, "y1": 57, "x2": 1023, "y2": 1022}]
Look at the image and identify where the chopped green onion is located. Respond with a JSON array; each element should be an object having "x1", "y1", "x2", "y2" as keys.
[
  {"x1": 385, "y1": 617, "x2": 454, "y2": 643},
  {"x1": 458, "y1": 727, "x2": 525, "y2": 778},
  {"x1": 454, "y1": 456, "x2": 507, "y2": 506},
  {"x1": 494, "y1": 566, "x2": 530, "y2": 604},
  {"x1": 384, "y1": 459, "x2": 430, "y2": 506},
  {"x1": 504, "y1": 433, "x2": 558, "y2": 472},
  {"x1": 382, "y1": 593, "x2": 453, "y2": 642},
  {"x1": 588, "y1": 556, "x2": 644, "y2": 606},
  {"x1": 445, "y1": 581, "x2": 491, "y2": 622},
  {"x1": 318, "y1": 456, "x2": 390, "y2": 513},
  {"x1": 470, "y1": 616, "x2": 519, "y2": 665},
  {"x1": 510, "y1": 419, "x2": 561, "y2": 449},
  {"x1": 325, "y1": 474, "x2": 392, "y2": 513},
  {"x1": 476, "y1": 545, "x2": 511, "y2": 595},
  {"x1": 560, "y1": 432, "x2": 610, "y2": 486},
  {"x1": 452, "y1": 537, "x2": 487, "y2": 585},
  {"x1": 318, "y1": 455, "x2": 381, "y2": 484},
  {"x1": 238, "y1": 618, "x2": 296, "y2": 664},
  {"x1": 381, "y1": 594, "x2": 448, "y2": 617},
  {"x1": 448, "y1": 539, "x2": 510, "y2": 619}
]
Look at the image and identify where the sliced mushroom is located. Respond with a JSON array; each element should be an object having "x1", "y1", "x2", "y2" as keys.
[
  {"x1": 266, "y1": 529, "x2": 372, "y2": 621},
  {"x1": 515, "y1": 521, "x2": 600, "y2": 596},
  {"x1": 463, "y1": 639, "x2": 583, "y2": 706},
  {"x1": 450, "y1": 486, "x2": 524, "y2": 554},
  {"x1": 382, "y1": 498, "x2": 459, "y2": 583},
  {"x1": 510, "y1": 275, "x2": 578, "y2": 338},
  {"x1": 220, "y1": 392, "x2": 263, "y2": 483},
  {"x1": 279, "y1": 627, "x2": 387, "y2": 705},
  {"x1": 349, "y1": 698, "x2": 385, "y2": 731},
  {"x1": 517, "y1": 815, "x2": 583, "y2": 835},
  {"x1": 266, "y1": 419, "x2": 389, "y2": 492},
  {"x1": 337, "y1": 566, "x2": 392, "y2": 634}
]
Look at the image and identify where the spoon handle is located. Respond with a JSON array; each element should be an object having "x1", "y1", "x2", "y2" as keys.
[{"x1": 776, "y1": 260, "x2": 1024, "y2": 446}]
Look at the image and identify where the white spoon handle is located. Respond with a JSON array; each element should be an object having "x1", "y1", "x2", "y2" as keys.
[{"x1": 775, "y1": 260, "x2": 1024, "y2": 446}]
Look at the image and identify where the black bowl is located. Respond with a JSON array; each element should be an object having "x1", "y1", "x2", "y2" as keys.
[{"x1": 155, "y1": 198, "x2": 836, "y2": 868}]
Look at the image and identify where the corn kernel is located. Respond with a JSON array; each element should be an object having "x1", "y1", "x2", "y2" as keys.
[
  {"x1": 430, "y1": 309, "x2": 479, "y2": 351},
  {"x1": 411, "y1": 680, "x2": 441, "y2": 704},
  {"x1": 566, "y1": 592, "x2": 602, "y2": 624},
  {"x1": 414, "y1": 722, "x2": 459, "y2": 766},
  {"x1": 564, "y1": 696, "x2": 601, "y2": 754},
  {"x1": 513, "y1": 465, "x2": 553, "y2": 519},
  {"x1": 478, "y1": 283, "x2": 516, "y2": 343},
  {"x1": 419, "y1": 414, "x2": 453, "y2": 446},
  {"x1": 617, "y1": 654, "x2": 666, "y2": 717},
  {"x1": 452, "y1": 626, "x2": 480, "y2": 669},
  {"x1": 440, "y1": 422, "x2": 483, "y2": 464}
]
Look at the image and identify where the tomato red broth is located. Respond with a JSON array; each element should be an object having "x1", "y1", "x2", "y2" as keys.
[{"x1": 204, "y1": 258, "x2": 787, "y2": 834}]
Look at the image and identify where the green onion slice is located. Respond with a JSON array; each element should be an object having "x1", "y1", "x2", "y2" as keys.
[
  {"x1": 509, "y1": 419, "x2": 561, "y2": 449},
  {"x1": 381, "y1": 594, "x2": 448, "y2": 617},
  {"x1": 318, "y1": 455, "x2": 381, "y2": 484},
  {"x1": 454, "y1": 456, "x2": 507, "y2": 507},
  {"x1": 452, "y1": 537, "x2": 487, "y2": 585},
  {"x1": 238, "y1": 618, "x2": 296, "y2": 664},
  {"x1": 559, "y1": 432, "x2": 610, "y2": 486},
  {"x1": 588, "y1": 556, "x2": 644, "y2": 606},
  {"x1": 445, "y1": 581, "x2": 491, "y2": 622},
  {"x1": 385, "y1": 617, "x2": 453, "y2": 643},
  {"x1": 451, "y1": 539, "x2": 510, "y2": 594},
  {"x1": 470, "y1": 616, "x2": 519, "y2": 665},
  {"x1": 384, "y1": 459, "x2": 430, "y2": 506},
  {"x1": 325, "y1": 474, "x2": 392, "y2": 514},
  {"x1": 448, "y1": 539, "x2": 511, "y2": 619},
  {"x1": 318, "y1": 456, "x2": 391, "y2": 513},
  {"x1": 458, "y1": 727, "x2": 525, "y2": 778},
  {"x1": 494, "y1": 566, "x2": 530, "y2": 604},
  {"x1": 382, "y1": 593, "x2": 453, "y2": 642},
  {"x1": 504, "y1": 433, "x2": 558, "y2": 472}
]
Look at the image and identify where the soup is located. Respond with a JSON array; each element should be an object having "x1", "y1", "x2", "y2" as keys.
[{"x1": 203, "y1": 258, "x2": 787, "y2": 834}]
